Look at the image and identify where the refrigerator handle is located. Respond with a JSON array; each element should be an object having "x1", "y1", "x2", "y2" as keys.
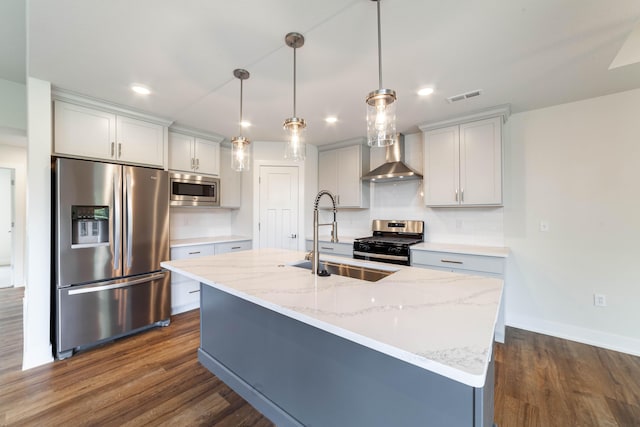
[
  {"x1": 67, "y1": 272, "x2": 166, "y2": 295},
  {"x1": 113, "y1": 173, "x2": 121, "y2": 270},
  {"x1": 126, "y1": 170, "x2": 133, "y2": 269}
]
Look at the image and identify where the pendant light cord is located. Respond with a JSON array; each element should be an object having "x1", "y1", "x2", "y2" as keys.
[
  {"x1": 239, "y1": 78, "x2": 244, "y2": 136},
  {"x1": 293, "y1": 46, "x2": 297, "y2": 117},
  {"x1": 377, "y1": 0, "x2": 383, "y2": 89}
]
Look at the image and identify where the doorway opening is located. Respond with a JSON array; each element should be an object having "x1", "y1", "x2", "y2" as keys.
[{"x1": 0, "y1": 167, "x2": 14, "y2": 288}]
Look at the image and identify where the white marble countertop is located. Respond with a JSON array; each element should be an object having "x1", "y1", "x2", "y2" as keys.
[
  {"x1": 161, "y1": 248, "x2": 503, "y2": 388},
  {"x1": 170, "y1": 235, "x2": 251, "y2": 248},
  {"x1": 412, "y1": 242, "x2": 510, "y2": 258}
]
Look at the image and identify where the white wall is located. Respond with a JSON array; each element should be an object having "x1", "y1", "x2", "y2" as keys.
[
  {"x1": 23, "y1": 77, "x2": 53, "y2": 369},
  {"x1": 0, "y1": 78, "x2": 27, "y2": 132},
  {"x1": 504, "y1": 88, "x2": 640, "y2": 355},
  {"x1": 170, "y1": 208, "x2": 232, "y2": 240},
  {"x1": 0, "y1": 144, "x2": 27, "y2": 285}
]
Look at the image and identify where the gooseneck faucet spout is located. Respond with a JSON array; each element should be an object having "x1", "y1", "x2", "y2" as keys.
[{"x1": 311, "y1": 190, "x2": 338, "y2": 275}]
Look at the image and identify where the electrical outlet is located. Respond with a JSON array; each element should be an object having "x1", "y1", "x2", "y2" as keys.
[
  {"x1": 594, "y1": 293, "x2": 607, "y2": 307},
  {"x1": 539, "y1": 221, "x2": 549, "y2": 232}
]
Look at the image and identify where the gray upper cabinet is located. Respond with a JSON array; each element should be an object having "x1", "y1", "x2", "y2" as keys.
[
  {"x1": 54, "y1": 100, "x2": 167, "y2": 168},
  {"x1": 422, "y1": 115, "x2": 504, "y2": 207},
  {"x1": 219, "y1": 145, "x2": 242, "y2": 208},
  {"x1": 168, "y1": 130, "x2": 222, "y2": 177},
  {"x1": 318, "y1": 144, "x2": 370, "y2": 208}
]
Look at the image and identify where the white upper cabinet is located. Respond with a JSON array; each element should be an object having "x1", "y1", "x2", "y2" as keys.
[
  {"x1": 53, "y1": 100, "x2": 166, "y2": 168},
  {"x1": 318, "y1": 143, "x2": 369, "y2": 208},
  {"x1": 219, "y1": 145, "x2": 242, "y2": 208},
  {"x1": 168, "y1": 131, "x2": 221, "y2": 176},
  {"x1": 423, "y1": 116, "x2": 503, "y2": 207}
]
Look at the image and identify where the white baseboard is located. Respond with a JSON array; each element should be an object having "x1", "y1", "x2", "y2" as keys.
[{"x1": 507, "y1": 314, "x2": 640, "y2": 357}]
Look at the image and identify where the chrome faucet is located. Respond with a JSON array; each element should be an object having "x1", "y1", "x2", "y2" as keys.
[{"x1": 309, "y1": 190, "x2": 338, "y2": 275}]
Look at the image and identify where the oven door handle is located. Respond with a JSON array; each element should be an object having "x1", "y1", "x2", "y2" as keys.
[{"x1": 353, "y1": 251, "x2": 408, "y2": 262}]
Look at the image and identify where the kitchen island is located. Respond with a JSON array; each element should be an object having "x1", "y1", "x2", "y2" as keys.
[{"x1": 161, "y1": 248, "x2": 503, "y2": 426}]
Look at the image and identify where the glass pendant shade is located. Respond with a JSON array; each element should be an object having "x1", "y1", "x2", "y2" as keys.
[
  {"x1": 366, "y1": 89, "x2": 397, "y2": 147},
  {"x1": 231, "y1": 68, "x2": 250, "y2": 171},
  {"x1": 283, "y1": 117, "x2": 306, "y2": 161},
  {"x1": 231, "y1": 136, "x2": 250, "y2": 171}
]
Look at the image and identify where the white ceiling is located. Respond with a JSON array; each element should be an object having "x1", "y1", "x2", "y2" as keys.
[
  {"x1": 19, "y1": 0, "x2": 640, "y2": 145},
  {"x1": 0, "y1": 0, "x2": 25, "y2": 83}
]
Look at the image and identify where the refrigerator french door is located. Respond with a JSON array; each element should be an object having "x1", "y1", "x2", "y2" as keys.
[{"x1": 53, "y1": 158, "x2": 170, "y2": 359}]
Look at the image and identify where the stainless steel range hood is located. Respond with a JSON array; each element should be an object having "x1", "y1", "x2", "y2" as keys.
[{"x1": 361, "y1": 134, "x2": 422, "y2": 182}]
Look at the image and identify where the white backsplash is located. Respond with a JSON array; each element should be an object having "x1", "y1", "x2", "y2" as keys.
[
  {"x1": 336, "y1": 179, "x2": 504, "y2": 246},
  {"x1": 170, "y1": 207, "x2": 232, "y2": 240}
]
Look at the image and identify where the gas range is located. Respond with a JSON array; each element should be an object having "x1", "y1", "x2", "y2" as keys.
[{"x1": 353, "y1": 220, "x2": 424, "y2": 265}]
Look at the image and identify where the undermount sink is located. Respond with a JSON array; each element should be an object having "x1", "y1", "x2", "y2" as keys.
[{"x1": 290, "y1": 260, "x2": 396, "y2": 282}]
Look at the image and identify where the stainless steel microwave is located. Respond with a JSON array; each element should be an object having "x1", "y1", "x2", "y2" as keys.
[{"x1": 169, "y1": 173, "x2": 219, "y2": 207}]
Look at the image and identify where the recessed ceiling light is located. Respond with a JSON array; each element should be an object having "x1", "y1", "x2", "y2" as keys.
[
  {"x1": 417, "y1": 87, "x2": 434, "y2": 96},
  {"x1": 325, "y1": 116, "x2": 338, "y2": 124},
  {"x1": 240, "y1": 120, "x2": 251, "y2": 128},
  {"x1": 131, "y1": 85, "x2": 151, "y2": 95}
]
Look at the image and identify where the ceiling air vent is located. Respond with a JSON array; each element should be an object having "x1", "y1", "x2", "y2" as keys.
[{"x1": 447, "y1": 89, "x2": 482, "y2": 103}]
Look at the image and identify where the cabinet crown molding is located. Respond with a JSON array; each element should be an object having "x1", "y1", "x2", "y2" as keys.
[
  {"x1": 52, "y1": 87, "x2": 174, "y2": 127},
  {"x1": 318, "y1": 136, "x2": 367, "y2": 152},
  {"x1": 169, "y1": 125, "x2": 225, "y2": 143},
  {"x1": 418, "y1": 104, "x2": 511, "y2": 132}
]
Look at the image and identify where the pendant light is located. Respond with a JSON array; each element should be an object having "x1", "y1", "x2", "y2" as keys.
[
  {"x1": 366, "y1": 0, "x2": 396, "y2": 147},
  {"x1": 231, "y1": 69, "x2": 251, "y2": 171},
  {"x1": 283, "y1": 32, "x2": 306, "y2": 161}
]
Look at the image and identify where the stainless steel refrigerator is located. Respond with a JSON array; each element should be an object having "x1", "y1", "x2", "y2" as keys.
[{"x1": 53, "y1": 157, "x2": 170, "y2": 359}]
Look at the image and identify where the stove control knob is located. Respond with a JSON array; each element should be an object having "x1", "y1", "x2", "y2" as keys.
[
  {"x1": 359, "y1": 243, "x2": 370, "y2": 251},
  {"x1": 388, "y1": 246, "x2": 401, "y2": 255}
]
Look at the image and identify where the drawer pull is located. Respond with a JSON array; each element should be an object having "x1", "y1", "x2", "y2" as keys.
[
  {"x1": 188, "y1": 251, "x2": 201, "y2": 255},
  {"x1": 320, "y1": 246, "x2": 334, "y2": 250},
  {"x1": 231, "y1": 246, "x2": 241, "y2": 250},
  {"x1": 441, "y1": 259, "x2": 463, "y2": 264},
  {"x1": 188, "y1": 289, "x2": 201, "y2": 294}
]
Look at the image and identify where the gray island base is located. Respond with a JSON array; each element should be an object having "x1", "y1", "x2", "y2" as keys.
[{"x1": 199, "y1": 284, "x2": 494, "y2": 426}]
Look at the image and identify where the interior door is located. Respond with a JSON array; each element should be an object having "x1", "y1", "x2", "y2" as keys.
[{"x1": 258, "y1": 166, "x2": 299, "y2": 250}]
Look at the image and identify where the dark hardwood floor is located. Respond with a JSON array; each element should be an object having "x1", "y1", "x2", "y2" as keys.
[{"x1": 1, "y1": 286, "x2": 639, "y2": 426}]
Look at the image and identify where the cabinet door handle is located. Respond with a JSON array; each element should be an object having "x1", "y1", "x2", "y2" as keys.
[
  {"x1": 441, "y1": 259, "x2": 463, "y2": 264},
  {"x1": 461, "y1": 188, "x2": 464, "y2": 203},
  {"x1": 191, "y1": 158, "x2": 194, "y2": 169},
  {"x1": 337, "y1": 195, "x2": 340, "y2": 205},
  {"x1": 188, "y1": 251, "x2": 201, "y2": 255},
  {"x1": 231, "y1": 246, "x2": 241, "y2": 249},
  {"x1": 455, "y1": 189, "x2": 459, "y2": 202},
  {"x1": 111, "y1": 142, "x2": 115, "y2": 157},
  {"x1": 188, "y1": 289, "x2": 201, "y2": 294},
  {"x1": 289, "y1": 234, "x2": 297, "y2": 239},
  {"x1": 196, "y1": 158, "x2": 200, "y2": 169},
  {"x1": 118, "y1": 143, "x2": 122, "y2": 158}
]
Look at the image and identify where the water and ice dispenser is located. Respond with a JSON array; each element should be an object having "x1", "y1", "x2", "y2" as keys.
[{"x1": 71, "y1": 205, "x2": 109, "y2": 247}]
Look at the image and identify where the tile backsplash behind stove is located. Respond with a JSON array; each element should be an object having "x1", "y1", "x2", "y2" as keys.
[{"x1": 336, "y1": 178, "x2": 504, "y2": 246}]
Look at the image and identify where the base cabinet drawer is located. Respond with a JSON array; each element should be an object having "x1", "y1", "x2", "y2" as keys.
[
  {"x1": 171, "y1": 280, "x2": 200, "y2": 315},
  {"x1": 411, "y1": 250, "x2": 504, "y2": 275},
  {"x1": 169, "y1": 239, "x2": 251, "y2": 314},
  {"x1": 215, "y1": 240, "x2": 252, "y2": 255},
  {"x1": 171, "y1": 244, "x2": 215, "y2": 260}
]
